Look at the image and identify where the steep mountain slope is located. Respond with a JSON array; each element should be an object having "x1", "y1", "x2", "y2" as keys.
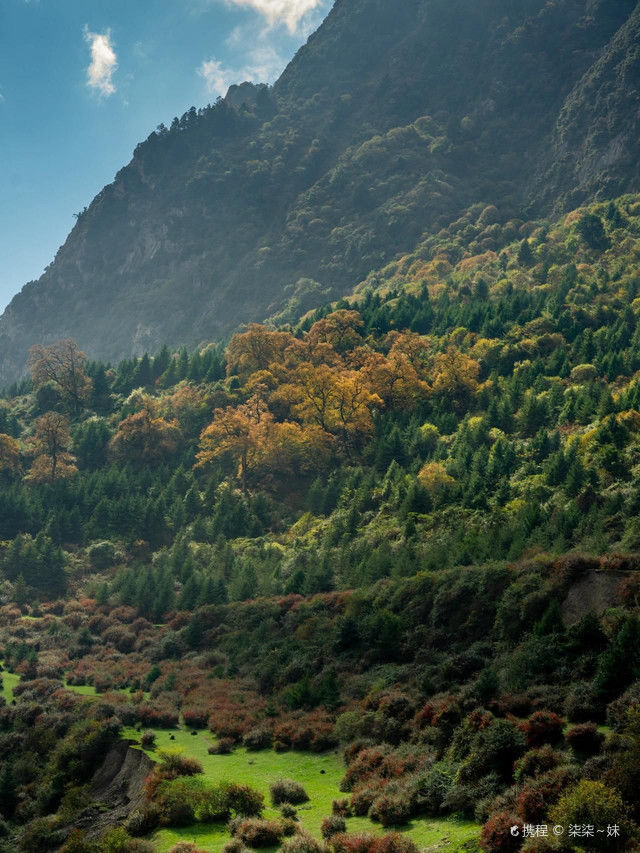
[{"x1": 1, "y1": 0, "x2": 639, "y2": 381}]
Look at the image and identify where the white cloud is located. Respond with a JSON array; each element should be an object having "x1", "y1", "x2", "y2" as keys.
[
  {"x1": 225, "y1": 0, "x2": 325, "y2": 33},
  {"x1": 84, "y1": 28, "x2": 117, "y2": 96},
  {"x1": 198, "y1": 42, "x2": 284, "y2": 97},
  {"x1": 198, "y1": 59, "x2": 230, "y2": 97}
]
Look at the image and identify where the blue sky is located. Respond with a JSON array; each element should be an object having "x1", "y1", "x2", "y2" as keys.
[{"x1": 0, "y1": 0, "x2": 331, "y2": 312}]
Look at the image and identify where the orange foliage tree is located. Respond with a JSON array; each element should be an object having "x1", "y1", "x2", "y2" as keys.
[
  {"x1": 109, "y1": 409, "x2": 182, "y2": 464},
  {"x1": 307, "y1": 309, "x2": 364, "y2": 354},
  {"x1": 431, "y1": 347, "x2": 480, "y2": 405},
  {"x1": 196, "y1": 395, "x2": 327, "y2": 492},
  {"x1": 226, "y1": 325, "x2": 294, "y2": 379},
  {"x1": 0, "y1": 433, "x2": 21, "y2": 476},
  {"x1": 26, "y1": 413, "x2": 77, "y2": 484},
  {"x1": 357, "y1": 349, "x2": 430, "y2": 409},
  {"x1": 279, "y1": 363, "x2": 382, "y2": 450}
]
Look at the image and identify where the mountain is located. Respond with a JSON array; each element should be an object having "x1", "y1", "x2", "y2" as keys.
[{"x1": 1, "y1": 0, "x2": 639, "y2": 382}]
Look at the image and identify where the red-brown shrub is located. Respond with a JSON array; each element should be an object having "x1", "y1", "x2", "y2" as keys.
[
  {"x1": 481, "y1": 813, "x2": 522, "y2": 852},
  {"x1": 565, "y1": 723, "x2": 604, "y2": 755},
  {"x1": 521, "y1": 711, "x2": 564, "y2": 747},
  {"x1": 331, "y1": 833, "x2": 419, "y2": 853},
  {"x1": 321, "y1": 816, "x2": 347, "y2": 839},
  {"x1": 183, "y1": 709, "x2": 208, "y2": 729},
  {"x1": 332, "y1": 798, "x2": 352, "y2": 817},
  {"x1": 232, "y1": 818, "x2": 285, "y2": 847}
]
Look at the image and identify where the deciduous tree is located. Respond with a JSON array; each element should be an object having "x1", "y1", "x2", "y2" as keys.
[
  {"x1": 28, "y1": 339, "x2": 93, "y2": 414},
  {"x1": 0, "y1": 433, "x2": 21, "y2": 476},
  {"x1": 109, "y1": 409, "x2": 182, "y2": 464},
  {"x1": 26, "y1": 412, "x2": 77, "y2": 484}
]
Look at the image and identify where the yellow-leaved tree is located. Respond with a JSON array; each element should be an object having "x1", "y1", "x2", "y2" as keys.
[
  {"x1": 278, "y1": 363, "x2": 382, "y2": 450},
  {"x1": 109, "y1": 409, "x2": 182, "y2": 464},
  {"x1": 0, "y1": 433, "x2": 21, "y2": 477},
  {"x1": 26, "y1": 413, "x2": 77, "y2": 484}
]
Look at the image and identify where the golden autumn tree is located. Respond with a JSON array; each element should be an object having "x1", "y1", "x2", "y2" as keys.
[
  {"x1": 279, "y1": 363, "x2": 382, "y2": 450},
  {"x1": 357, "y1": 349, "x2": 431, "y2": 409},
  {"x1": 307, "y1": 309, "x2": 364, "y2": 354},
  {"x1": 196, "y1": 395, "x2": 328, "y2": 492},
  {"x1": 109, "y1": 409, "x2": 182, "y2": 464},
  {"x1": 226, "y1": 325, "x2": 294, "y2": 379},
  {"x1": 0, "y1": 433, "x2": 21, "y2": 477},
  {"x1": 417, "y1": 462, "x2": 456, "y2": 501},
  {"x1": 196, "y1": 400, "x2": 257, "y2": 493},
  {"x1": 431, "y1": 347, "x2": 480, "y2": 405},
  {"x1": 28, "y1": 339, "x2": 93, "y2": 414},
  {"x1": 387, "y1": 330, "x2": 432, "y2": 370},
  {"x1": 26, "y1": 413, "x2": 77, "y2": 484}
]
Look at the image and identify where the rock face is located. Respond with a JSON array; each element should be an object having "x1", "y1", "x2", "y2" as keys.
[
  {"x1": 71, "y1": 740, "x2": 154, "y2": 839},
  {"x1": 1, "y1": 0, "x2": 640, "y2": 381},
  {"x1": 562, "y1": 570, "x2": 626, "y2": 627}
]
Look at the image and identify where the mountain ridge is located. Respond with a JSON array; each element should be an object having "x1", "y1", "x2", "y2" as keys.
[{"x1": 1, "y1": 0, "x2": 639, "y2": 382}]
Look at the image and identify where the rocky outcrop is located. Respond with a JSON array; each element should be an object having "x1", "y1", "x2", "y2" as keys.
[
  {"x1": 71, "y1": 739, "x2": 154, "y2": 839},
  {"x1": 562, "y1": 570, "x2": 627, "y2": 627}
]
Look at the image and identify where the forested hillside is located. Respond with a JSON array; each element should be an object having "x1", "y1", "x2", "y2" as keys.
[
  {"x1": 1, "y1": 198, "x2": 640, "y2": 851},
  {"x1": 1, "y1": 0, "x2": 640, "y2": 381}
]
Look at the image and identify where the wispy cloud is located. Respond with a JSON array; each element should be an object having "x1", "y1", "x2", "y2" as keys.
[
  {"x1": 84, "y1": 28, "x2": 117, "y2": 96},
  {"x1": 198, "y1": 42, "x2": 284, "y2": 97},
  {"x1": 225, "y1": 0, "x2": 325, "y2": 33}
]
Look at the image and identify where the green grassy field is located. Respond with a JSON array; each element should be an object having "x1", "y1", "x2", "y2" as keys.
[
  {"x1": 64, "y1": 682, "x2": 151, "y2": 701},
  {"x1": 65, "y1": 682, "x2": 100, "y2": 696},
  {"x1": 0, "y1": 666, "x2": 19, "y2": 703},
  {"x1": 122, "y1": 727, "x2": 480, "y2": 853}
]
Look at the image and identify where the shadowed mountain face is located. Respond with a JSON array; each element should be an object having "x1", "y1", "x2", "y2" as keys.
[{"x1": 1, "y1": 0, "x2": 639, "y2": 381}]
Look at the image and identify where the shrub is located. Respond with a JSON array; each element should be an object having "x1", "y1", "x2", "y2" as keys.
[
  {"x1": 521, "y1": 711, "x2": 564, "y2": 748},
  {"x1": 331, "y1": 832, "x2": 419, "y2": 853},
  {"x1": 210, "y1": 737, "x2": 235, "y2": 755},
  {"x1": 157, "y1": 751, "x2": 203, "y2": 778},
  {"x1": 60, "y1": 831, "x2": 94, "y2": 853},
  {"x1": 480, "y1": 812, "x2": 522, "y2": 852},
  {"x1": 565, "y1": 723, "x2": 604, "y2": 756},
  {"x1": 550, "y1": 780, "x2": 635, "y2": 851},
  {"x1": 373, "y1": 835, "x2": 420, "y2": 853},
  {"x1": 321, "y1": 815, "x2": 347, "y2": 838},
  {"x1": 222, "y1": 782, "x2": 264, "y2": 817},
  {"x1": 125, "y1": 803, "x2": 161, "y2": 836},
  {"x1": 270, "y1": 778, "x2": 310, "y2": 806},
  {"x1": 350, "y1": 786, "x2": 376, "y2": 817},
  {"x1": 232, "y1": 818, "x2": 285, "y2": 848},
  {"x1": 99, "y1": 827, "x2": 155, "y2": 852},
  {"x1": 183, "y1": 709, "x2": 208, "y2": 729},
  {"x1": 281, "y1": 804, "x2": 298, "y2": 819},
  {"x1": 88, "y1": 541, "x2": 116, "y2": 570},
  {"x1": 140, "y1": 731, "x2": 156, "y2": 750},
  {"x1": 606, "y1": 682, "x2": 640, "y2": 730},
  {"x1": 154, "y1": 779, "x2": 197, "y2": 827},
  {"x1": 459, "y1": 719, "x2": 526, "y2": 782},
  {"x1": 222, "y1": 841, "x2": 249, "y2": 853},
  {"x1": 168, "y1": 845, "x2": 209, "y2": 853},
  {"x1": 332, "y1": 798, "x2": 353, "y2": 817},
  {"x1": 514, "y1": 745, "x2": 564, "y2": 782},
  {"x1": 368, "y1": 792, "x2": 411, "y2": 826},
  {"x1": 413, "y1": 762, "x2": 456, "y2": 816},
  {"x1": 516, "y1": 786, "x2": 546, "y2": 824},
  {"x1": 281, "y1": 832, "x2": 327, "y2": 853},
  {"x1": 136, "y1": 705, "x2": 179, "y2": 728},
  {"x1": 243, "y1": 726, "x2": 272, "y2": 751}
]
